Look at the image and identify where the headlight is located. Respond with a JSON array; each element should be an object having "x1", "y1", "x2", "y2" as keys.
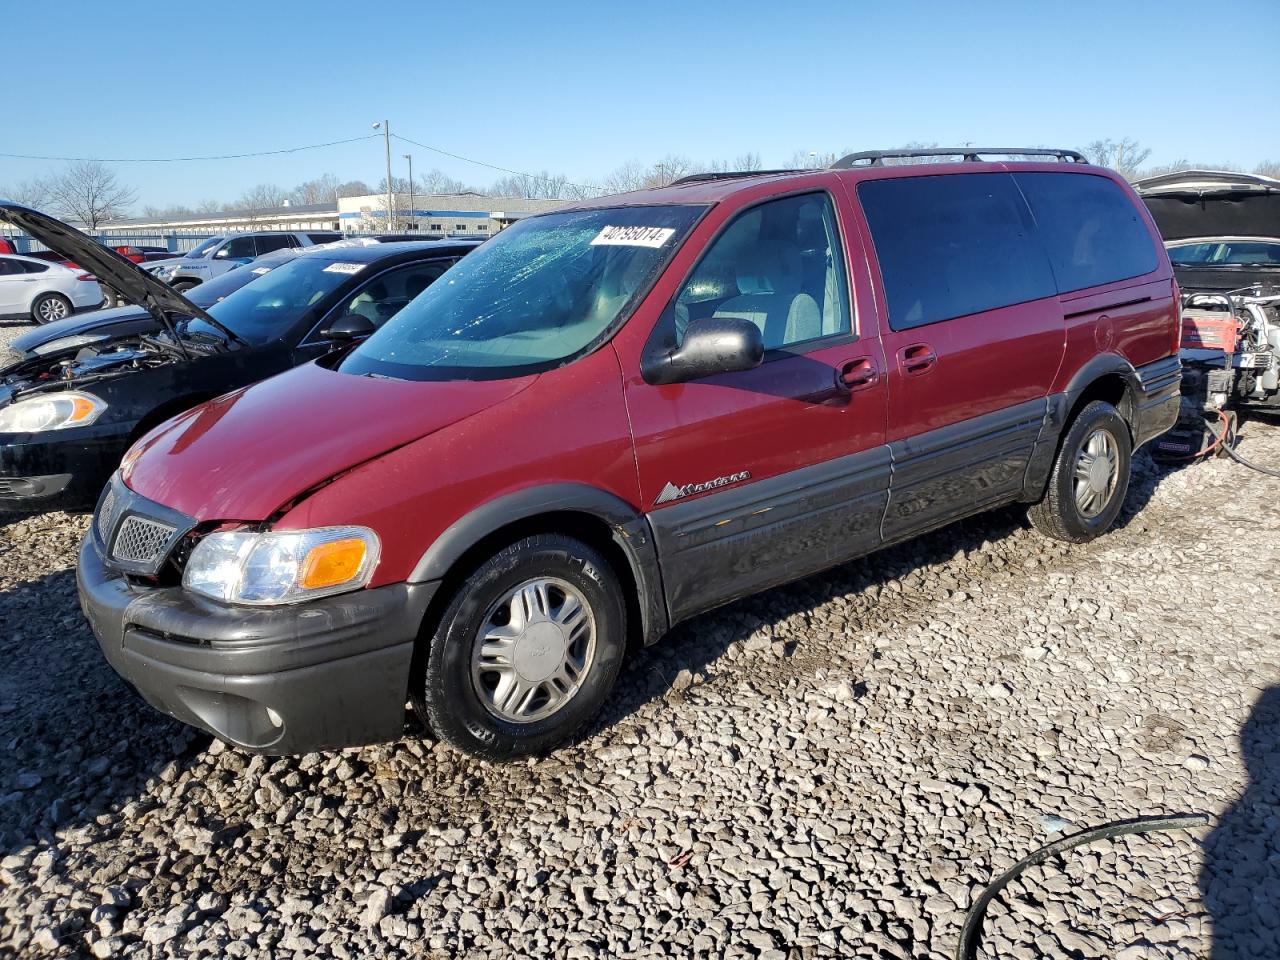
[
  {"x1": 32, "y1": 334, "x2": 109, "y2": 356},
  {"x1": 183, "y1": 526, "x2": 380, "y2": 605},
  {"x1": 0, "y1": 392, "x2": 106, "y2": 433}
]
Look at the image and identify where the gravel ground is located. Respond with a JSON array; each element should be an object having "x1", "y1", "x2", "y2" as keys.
[{"x1": 2, "y1": 314, "x2": 1279, "y2": 959}]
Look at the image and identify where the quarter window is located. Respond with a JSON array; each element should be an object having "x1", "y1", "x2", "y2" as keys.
[
  {"x1": 669, "y1": 192, "x2": 851, "y2": 350},
  {"x1": 1014, "y1": 172, "x2": 1158, "y2": 292},
  {"x1": 858, "y1": 173, "x2": 1056, "y2": 331}
]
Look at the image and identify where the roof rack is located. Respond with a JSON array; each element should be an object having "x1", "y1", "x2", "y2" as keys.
[
  {"x1": 670, "y1": 169, "x2": 805, "y2": 186},
  {"x1": 830, "y1": 147, "x2": 1087, "y2": 169}
]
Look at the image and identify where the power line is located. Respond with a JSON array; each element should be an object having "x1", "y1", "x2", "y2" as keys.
[
  {"x1": 0, "y1": 134, "x2": 381, "y2": 164},
  {"x1": 391, "y1": 133, "x2": 599, "y2": 192}
]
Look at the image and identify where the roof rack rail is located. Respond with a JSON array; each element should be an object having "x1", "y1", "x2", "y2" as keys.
[
  {"x1": 830, "y1": 147, "x2": 1087, "y2": 169},
  {"x1": 670, "y1": 169, "x2": 805, "y2": 185}
]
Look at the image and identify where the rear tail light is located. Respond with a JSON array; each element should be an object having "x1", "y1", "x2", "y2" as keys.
[{"x1": 76, "y1": 273, "x2": 97, "y2": 282}]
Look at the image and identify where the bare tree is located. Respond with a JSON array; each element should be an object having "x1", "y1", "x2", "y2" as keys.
[
  {"x1": 43, "y1": 161, "x2": 137, "y2": 228},
  {"x1": 335, "y1": 179, "x2": 372, "y2": 198},
  {"x1": 486, "y1": 170, "x2": 570, "y2": 199},
  {"x1": 1, "y1": 177, "x2": 53, "y2": 209},
  {"x1": 376, "y1": 175, "x2": 416, "y2": 195},
  {"x1": 237, "y1": 183, "x2": 288, "y2": 212},
  {"x1": 642, "y1": 155, "x2": 696, "y2": 188},
  {"x1": 290, "y1": 173, "x2": 341, "y2": 205},
  {"x1": 1254, "y1": 160, "x2": 1280, "y2": 179},
  {"x1": 601, "y1": 160, "x2": 647, "y2": 194},
  {"x1": 196, "y1": 198, "x2": 222, "y2": 214},
  {"x1": 1080, "y1": 139, "x2": 1152, "y2": 180},
  {"x1": 417, "y1": 169, "x2": 468, "y2": 195}
]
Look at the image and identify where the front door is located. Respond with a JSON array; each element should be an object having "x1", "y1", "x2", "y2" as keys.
[
  {"x1": 851, "y1": 172, "x2": 1067, "y2": 541},
  {"x1": 622, "y1": 188, "x2": 889, "y2": 623}
]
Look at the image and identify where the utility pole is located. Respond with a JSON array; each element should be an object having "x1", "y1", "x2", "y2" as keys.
[
  {"x1": 403, "y1": 154, "x2": 414, "y2": 232},
  {"x1": 373, "y1": 120, "x2": 393, "y2": 229}
]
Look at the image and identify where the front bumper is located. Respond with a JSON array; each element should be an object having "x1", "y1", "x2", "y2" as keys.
[
  {"x1": 77, "y1": 536, "x2": 439, "y2": 754},
  {"x1": 0, "y1": 428, "x2": 128, "y2": 512}
]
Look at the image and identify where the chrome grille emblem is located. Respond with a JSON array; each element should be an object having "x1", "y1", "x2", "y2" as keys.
[{"x1": 111, "y1": 516, "x2": 177, "y2": 566}]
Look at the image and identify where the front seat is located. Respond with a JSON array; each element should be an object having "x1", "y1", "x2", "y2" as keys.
[{"x1": 711, "y1": 247, "x2": 820, "y2": 349}]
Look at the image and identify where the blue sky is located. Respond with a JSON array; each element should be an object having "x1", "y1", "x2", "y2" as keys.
[{"x1": 3, "y1": 0, "x2": 1277, "y2": 209}]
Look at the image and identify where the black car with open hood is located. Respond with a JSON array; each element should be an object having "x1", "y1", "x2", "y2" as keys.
[
  {"x1": 1135, "y1": 170, "x2": 1280, "y2": 295},
  {"x1": 0, "y1": 201, "x2": 478, "y2": 511}
]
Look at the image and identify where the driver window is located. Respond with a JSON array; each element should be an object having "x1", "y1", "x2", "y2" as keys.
[
  {"x1": 340, "y1": 261, "x2": 451, "y2": 328},
  {"x1": 673, "y1": 192, "x2": 850, "y2": 350}
]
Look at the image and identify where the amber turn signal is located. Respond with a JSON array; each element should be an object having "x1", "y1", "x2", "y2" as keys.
[{"x1": 299, "y1": 538, "x2": 368, "y2": 590}]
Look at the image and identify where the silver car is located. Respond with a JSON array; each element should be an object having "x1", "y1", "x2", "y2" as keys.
[{"x1": 151, "y1": 231, "x2": 341, "y2": 291}]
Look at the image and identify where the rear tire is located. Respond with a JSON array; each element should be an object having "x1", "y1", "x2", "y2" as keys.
[
  {"x1": 415, "y1": 534, "x2": 627, "y2": 761},
  {"x1": 31, "y1": 293, "x2": 72, "y2": 324},
  {"x1": 1029, "y1": 400, "x2": 1132, "y2": 543}
]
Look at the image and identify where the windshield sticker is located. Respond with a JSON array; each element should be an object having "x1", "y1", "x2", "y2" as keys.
[
  {"x1": 322, "y1": 262, "x2": 365, "y2": 274},
  {"x1": 590, "y1": 225, "x2": 676, "y2": 248}
]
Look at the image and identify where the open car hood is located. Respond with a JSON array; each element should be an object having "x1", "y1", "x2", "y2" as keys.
[
  {"x1": 0, "y1": 200, "x2": 218, "y2": 330},
  {"x1": 1135, "y1": 170, "x2": 1280, "y2": 242}
]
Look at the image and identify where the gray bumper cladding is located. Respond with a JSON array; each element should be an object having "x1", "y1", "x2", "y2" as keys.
[{"x1": 77, "y1": 536, "x2": 438, "y2": 754}]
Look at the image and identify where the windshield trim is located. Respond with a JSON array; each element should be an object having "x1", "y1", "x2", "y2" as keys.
[{"x1": 338, "y1": 203, "x2": 712, "y2": 382}]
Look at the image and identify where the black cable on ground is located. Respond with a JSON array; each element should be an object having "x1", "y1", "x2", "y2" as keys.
[
  {"x1": 1205, "y1": 416, "x2": 1280, "y2": 478},
  {"x1": 955, "y1": 813, "x2": 1209, "y2": 960}
]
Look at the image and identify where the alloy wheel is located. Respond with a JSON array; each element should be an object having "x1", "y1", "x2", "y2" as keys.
[
  {"x1": 1073, "y1": 427, "x2": 1119, "y2": 518},
  {"x1": 471, "y1": 577, "x2": 597, "y2": 724}
]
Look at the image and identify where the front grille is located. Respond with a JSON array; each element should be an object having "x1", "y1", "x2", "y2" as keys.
[
  {"x1": 96, "y1": 489, "x2": 117, "y2": 542},
  {"x1": 112, "y1": 516, "x2": 177, "y2": 565}
]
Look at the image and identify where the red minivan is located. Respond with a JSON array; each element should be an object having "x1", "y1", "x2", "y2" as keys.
[{"x1": 78, "y1": 149, "x2": 1182, "y2": 759}]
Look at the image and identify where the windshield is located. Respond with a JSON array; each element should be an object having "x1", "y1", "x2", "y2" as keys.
[
  {"x1": 185, "y1": 237, "x2": 223, "y2": 260},
  {"x1": 1169, "y1": 240, "x2": 1280, "y2": 267},
  {"x1": 339, "y1": 204, "x2": 704, "y2": 380},
  {"x1": 184, "y1": 252, "x2": 296, "y2": 308},
  {"x1": 186, "y1": 255, "x2": 357, "y2": 343}
]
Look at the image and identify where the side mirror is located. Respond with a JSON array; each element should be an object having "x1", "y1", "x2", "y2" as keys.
[
  {"x1": 644, "y1": 317, "x2": 764, "y2": 385},
  {"x1": 320, "y1": 312, "x2": 376, "y2": 341}
]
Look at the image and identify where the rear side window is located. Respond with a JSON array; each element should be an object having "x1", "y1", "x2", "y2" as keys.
[
  {"x1": 1014, "y1": 173, "x2": 1157, "y2": 292},
  {"x1": 255, "y1": 234, "x2": 295, "y2": 255},
  {"x1": 858, "y1": 174, "x2": 1055, "y2": 331}
]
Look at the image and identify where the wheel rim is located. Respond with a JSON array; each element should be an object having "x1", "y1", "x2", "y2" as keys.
[
  {"x1": 38, "y1": 297, "x2": 68, "y2": 322},
  {"x1": 471, "y1": 577, "x2": 597, "y2": 724},
  {"x1": 1073, "y1": 427, "x2": 1119, "y2": 519}
]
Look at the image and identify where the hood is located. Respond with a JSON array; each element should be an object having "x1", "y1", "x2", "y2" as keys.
[
  {"x1": 7, "y1": 305, "x2": 160, "y2": 360},
  {"x1": 122, "y1": 361, "x2": 536, "y2": 521},
  {"x1": 0, "y1": 201, "x2": 217, "y2": 330},
  {"x1": 1135, "y1": 170, "x2": 1280, "y2": 242}
]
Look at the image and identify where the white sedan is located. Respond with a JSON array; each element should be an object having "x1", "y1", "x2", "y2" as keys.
[{"x1": 0, "y1": 254, "x2": 103, "y2": 323}]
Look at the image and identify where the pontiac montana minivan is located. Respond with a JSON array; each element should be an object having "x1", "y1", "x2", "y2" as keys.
[{"x1": 79, "y1": 148, "x2": 1182, "y2": 760}]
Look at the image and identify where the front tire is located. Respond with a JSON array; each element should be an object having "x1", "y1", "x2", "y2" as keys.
[
  {"x1": 1028, "y1": 400, "x2": 1132, "y2": 543},
  {"x1": 416, "y1": 534, "x2": 627, "y2": 760},
  {"x1": 32, "y1": 293, "x2": 72, "y2": 324}
]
